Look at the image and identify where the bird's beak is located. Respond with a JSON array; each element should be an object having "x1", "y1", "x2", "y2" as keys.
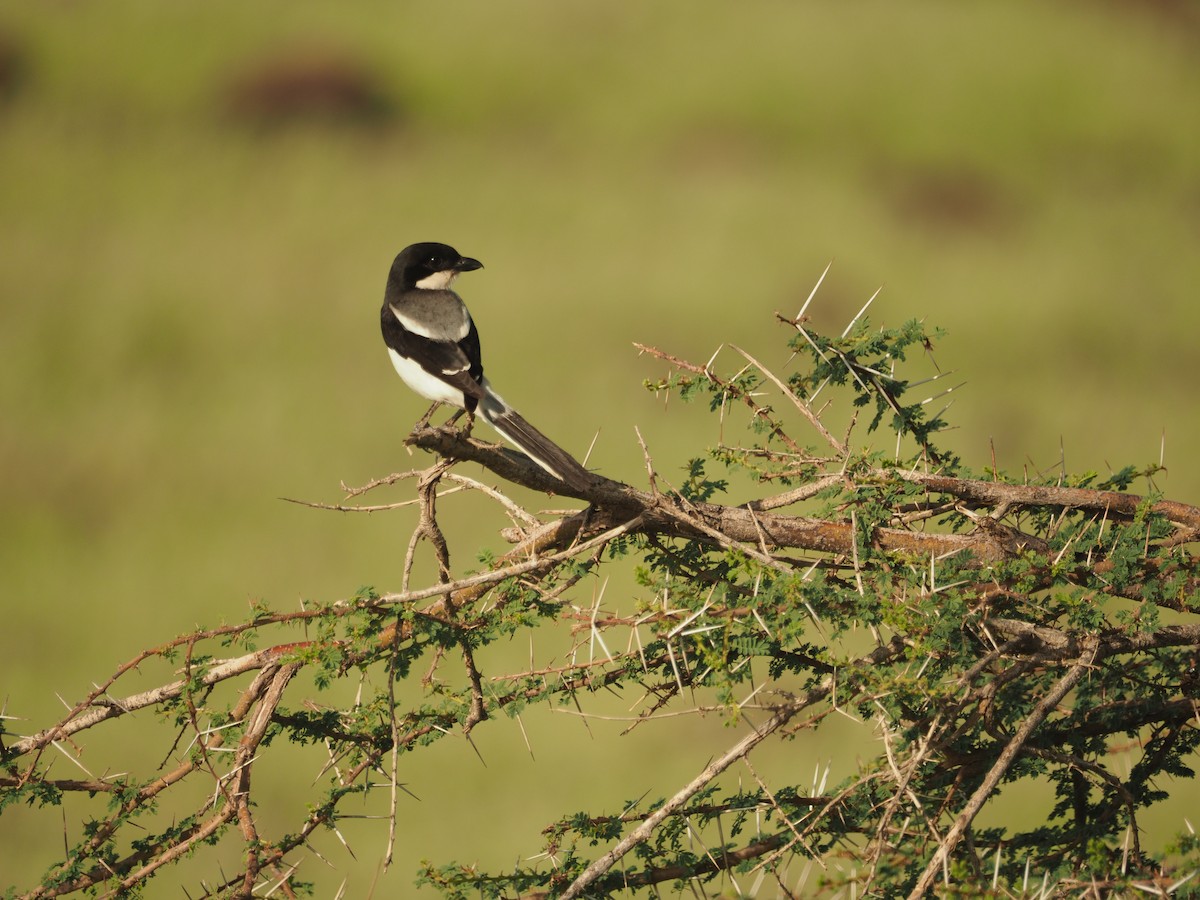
[{"x1": 455, "y1": 256, "x2": 484, "y2": 272}]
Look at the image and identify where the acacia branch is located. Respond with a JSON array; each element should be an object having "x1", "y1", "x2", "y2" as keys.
[
  {"x1": 888, "y1": 470, "x2": 1200, "y2": 531},
  {"x1": 8, "y1": 646, "x2": 293, "y2": 758},
  {"x1": 405, "y1": 427, "x2": 1038, "y2": 565},
  {"x1": 8, "y1": 317, "x2": 1200, "y2": 899},
  {"x1": 907, "y1": 641, "x2": 1098, "y2": 899},
  {"x1": 558, "y1": 637, "x2": 906, "y2": 900}
]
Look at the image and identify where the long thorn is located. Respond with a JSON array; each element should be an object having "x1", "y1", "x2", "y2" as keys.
[{"x1": 796, "y1": 260, "x2": 833, "y2": 320}]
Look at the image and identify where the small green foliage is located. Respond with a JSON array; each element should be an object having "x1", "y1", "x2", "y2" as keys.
[
  {"x1": 678, "y1": 457, "x2": 728, "y2": 502},
  {"x1": 0, "y1": 778, "x2": 63, "y2": 813},
  {"x1": 352, "y1": 584, "x2": 380, "y2": 603}
]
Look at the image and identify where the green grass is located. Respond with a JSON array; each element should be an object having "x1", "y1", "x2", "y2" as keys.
[{"x1": 1, "y1": 0, "x2": 1198, "y2": 894}]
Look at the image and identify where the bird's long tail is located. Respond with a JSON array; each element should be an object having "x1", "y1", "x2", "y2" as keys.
[{"x1": 478, "y1": 390, "x2": 593, "y2": 491}]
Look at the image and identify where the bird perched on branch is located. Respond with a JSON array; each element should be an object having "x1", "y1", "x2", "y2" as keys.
[{"x1": 380, "y1": 241, "x2": 593, "y2": 491}]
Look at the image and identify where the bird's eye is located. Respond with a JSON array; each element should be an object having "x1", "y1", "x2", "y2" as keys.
[{"x1": 427, "y1": 256, "x2": 439, "y2": 268}]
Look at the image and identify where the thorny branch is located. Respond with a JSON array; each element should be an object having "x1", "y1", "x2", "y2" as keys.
[{"x1": 4, "y1": 312, "x2": 1199, "y2": 899}]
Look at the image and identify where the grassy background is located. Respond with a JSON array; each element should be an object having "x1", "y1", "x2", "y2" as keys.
[{"x1": 2, "y1": 1, "x2": 1198, "y2": 895}]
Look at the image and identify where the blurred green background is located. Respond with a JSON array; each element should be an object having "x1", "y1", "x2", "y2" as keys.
[{"x1": 2, "y1": 1, "x2": 1198, "y2": 895}]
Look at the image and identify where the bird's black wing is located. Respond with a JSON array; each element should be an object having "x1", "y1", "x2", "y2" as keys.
[
  {"x1": 459, "y1": 317, "x2": 484, "y2": 385},
  {"x1": 380, "y1": 302, "x2": 488, "y2": 408}
]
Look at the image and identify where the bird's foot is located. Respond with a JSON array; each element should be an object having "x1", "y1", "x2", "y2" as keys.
[
  {"x1": 412, "y1": 402, "x2": 442, "y2": 433},
  {"x1": 435, "y1": 408, "x2": 474, "y2": 437}
]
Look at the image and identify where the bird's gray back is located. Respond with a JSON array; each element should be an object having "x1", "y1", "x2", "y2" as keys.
[{"x1": 390, "y1": 290, "x2": 473, "y2": 341}]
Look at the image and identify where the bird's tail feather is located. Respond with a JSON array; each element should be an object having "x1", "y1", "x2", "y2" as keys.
[{"x1": 479, "y1": 394, "x2": 592, "y2": 491}]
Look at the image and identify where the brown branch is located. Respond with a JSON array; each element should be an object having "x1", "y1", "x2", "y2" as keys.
[
  {"x1": 888, "y1": 471, "x2": 1200, "y2": 531},
  {"x1": 557, "y1": 704, "x2": 802, "y2": 900},
  {"x1": 21, "y1": 663, "x2": 300, "y2": 899},
  {"x1": 7, "y1": 514, "x2": 638, "y2": 766},
  {"x1": 8, "y1": 646, "x2": 294, "y2": 758},
  {"x1": 558, "y1": 637, "x2": 907, "y2": 900},
  {"x1": 405, "y1": 426, "x2": 1032, "y2": 565},
  {"x1": 407, "y1": 424, "x2": 1200, "y2": 567},
  {"x1": 907, "y1": 640, "x2": 1098, "y2": 899},
  {"x1": 988, "y1": 619, "x2": 1200, "y2": 659},
  {"x1": 610, "y1": 833, "x2": 792, "y2": 890}
]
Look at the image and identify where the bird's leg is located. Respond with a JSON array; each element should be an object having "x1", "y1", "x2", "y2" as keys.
[
  {"x1": 413, "y1": 401, "x2": 442, "y2": 432},
  {"x1": 440, "y1": 408, "x2": 474, "y2": 437}
]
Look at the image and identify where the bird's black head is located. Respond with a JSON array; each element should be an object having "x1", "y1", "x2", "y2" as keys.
[{"x1": 390, "y1": 242, "x2": 483, "y2": 291}]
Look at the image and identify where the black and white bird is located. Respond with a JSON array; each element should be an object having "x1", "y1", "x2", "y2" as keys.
[{"x1": 380, "y1": 241, "x2": 593, "y2": 491}]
